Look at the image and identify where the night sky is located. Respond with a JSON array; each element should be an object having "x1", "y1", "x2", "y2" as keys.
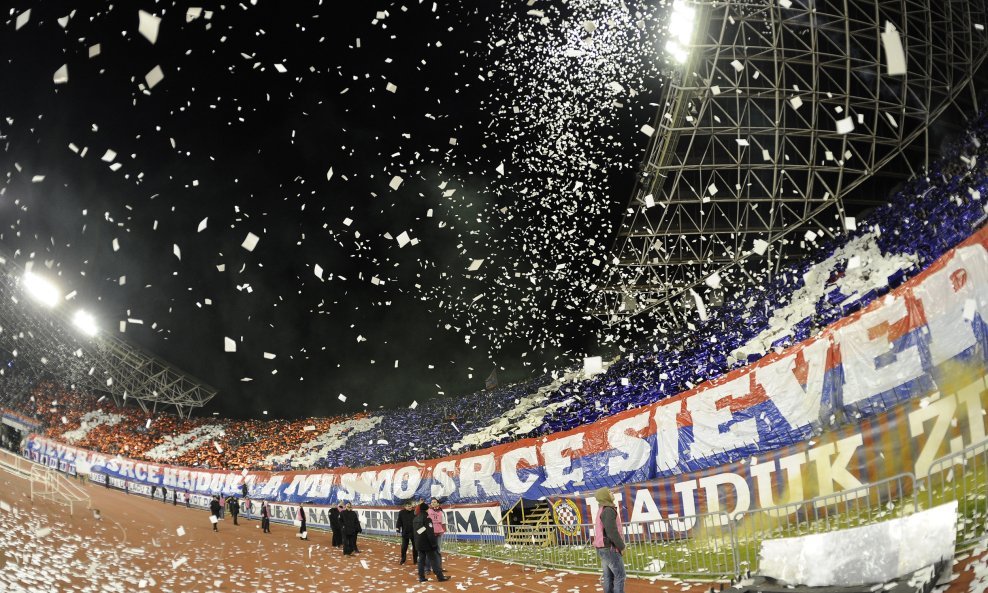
[{"x1": 0, "y1": 1, "x2": 669, "y2": 419}]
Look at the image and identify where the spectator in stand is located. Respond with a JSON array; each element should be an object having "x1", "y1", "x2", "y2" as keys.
[
  {"x1": 209, "y1": 496, "x2": 222, "y2": 532},
  {"x1": 260, "y1": 501, "x2": 271, "y2": 534},
  {"x1": 396, "y1": 501, "x2": 417, "y2": 565},
  {"x1": 593, "y1": 488, "x2": 625, "y2": 593},
  {"x1": 329, "y1": 503, "x2": 343, "y2": 548},
  {"x1": 413, "y1": 502, "x2": 449, "y2": 583},
  {"x1": 340, "y1": 502, "x2": 361, "y2": 555},
  {"x1": 228, "y1": 496, "x2": 240, "y2": 526},
  {"x1": 428, "y1": 498, "x2": 447, "y2": 553},
  {"x1": 297, "y1": 503, "x2": 307, "y2": 539}
]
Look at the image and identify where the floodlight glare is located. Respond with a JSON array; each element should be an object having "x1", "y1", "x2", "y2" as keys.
[
  {"x1": 665, "y1": 0, "x2": 696, "y2": 63},
  {"x1": 23, "y1": 272, "x2": 61, "y2": 307},
  {"x1": 73, "y1": 310, "x2": 99, "y2": 336},
  {"x1": 665, "y1": 40, "x2": 689, "y2": 64}
]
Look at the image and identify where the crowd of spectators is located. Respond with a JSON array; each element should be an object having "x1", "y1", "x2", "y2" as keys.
[
  {"x1": 524, "y1": 109, "x2": 988, "y2": 437},
  {"x1": 2, "y1": 111, "x2": 987, "y2": 473}
]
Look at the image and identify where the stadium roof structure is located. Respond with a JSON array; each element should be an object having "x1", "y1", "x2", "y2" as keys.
[
  {"x1": 0, "y1": 257, "x2": 217, "y2": 419},
  {"x1": 594, "y1": 0, "x2": 988, "y2": 326}
]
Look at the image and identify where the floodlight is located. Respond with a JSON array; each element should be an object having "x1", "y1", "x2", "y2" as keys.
[
  {"x1": 665, "y1": 40, "x2": 689, "y2": 64},
  {"x1": 665, "y1": 0, "x2": 696, "y2": 64},
  {"x1": 73, "y1": 310, "x2": 99, "y2": 337},
  {"x1": 23, "y1": 272, "x2": 60, "y2": 307}
]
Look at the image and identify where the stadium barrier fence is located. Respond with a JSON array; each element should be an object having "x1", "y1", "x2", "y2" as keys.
[
  {"x1": 0, "y1": 447, "x2": 91, "y2": 515},
  {"x1": 925, "y1": 439, "x2": 988, "y2": 547},
  {"x1": 731, "y1": 472, "x2": 918, "y2": 574},
  {"x1": 437, "y1": 510, "x2": 738, "y2": 578}
]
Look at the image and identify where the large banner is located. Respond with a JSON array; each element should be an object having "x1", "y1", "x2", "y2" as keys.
[
  {"x1": 81, "y1": 471, "x2": 501, "y2": 540},
  {"x1": 549, "y1": 371, "x2": 988, "y2": 529},
  {"x1": 257, "y1": 501, "x2": 502, "y2": 540},
  {"x1": 24, "y1": 225, "x2": 988, "y2": 510},
  {"x1": 2, "y1": 408, "x2": 41, "y2": 433}
]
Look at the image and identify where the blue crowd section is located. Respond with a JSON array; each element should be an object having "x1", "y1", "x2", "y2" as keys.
[
  {"x1": 4, "y1": 110, "x2": 988, "y2": 484},
  {"x1": 23, "y1": 244, "x2": 988, "y2": 508}
]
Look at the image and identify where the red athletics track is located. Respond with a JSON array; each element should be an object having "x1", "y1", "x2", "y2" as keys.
[{"x1": 0, "y1": 468, "x2": 714, "y2": 593}]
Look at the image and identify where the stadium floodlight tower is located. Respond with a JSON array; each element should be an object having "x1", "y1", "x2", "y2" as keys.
[
  {"x1": 0, "y1": 258, "x2": 217, "y2": 419},
  {"x1": 594, "y1": 0, "x2": 988, "y2": 327}
]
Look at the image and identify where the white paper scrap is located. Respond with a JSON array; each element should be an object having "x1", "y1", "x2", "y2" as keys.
[
  {"x1": 690, "y1": 289, "x2": 709, "y2": 321},
  {"x1": 15, "y1": 9, "x2": 30, "y2": 30},
  {"x1": 224, "y1": 337, "x2": 236, "y2": 352},
  {"x1": 138, "y1": 10, "x2": 161, "y2": 44},
  {"x1": 145, "y1": 65, "x2": 164, "y2": 89},
  {"x1": 241, "y1": 232, "x2": 260, "y2": 252},
  {"x1": 835, "y1": 117, "x2": 855, "y2": 135},
  {"x1": 53, "y1": 64, "x2": 69, "y2": 84},
  {"x1": 881, "y1": 22, "x2": 907, "y2": 76}
]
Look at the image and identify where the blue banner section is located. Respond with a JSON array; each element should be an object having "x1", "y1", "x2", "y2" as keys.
[{"x1": 22, "y1": 230, "x2": 988, "y2": 509}]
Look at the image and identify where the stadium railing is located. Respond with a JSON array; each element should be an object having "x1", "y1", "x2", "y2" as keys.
[
  {"x1": 441, "y1": 510, "x2": 737, "y2": 578},
  {"x1": 0, "y1": 447, "x2": 91, "y2": 515},
  {"x1": 436, "y1": 470, "x2": 947, "y2": 580},
  {"x1": 925, "y1": 438, "x2": 988, "y2": 547},
  {"x1": 731, "y1": 472, "x2": 918, "y2": 574},
  {"x1": 0, "y1": 446, "x2": 32, "y2": 478}
]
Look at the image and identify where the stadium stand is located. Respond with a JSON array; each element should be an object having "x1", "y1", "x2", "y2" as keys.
[{"x1": 1, "y1": 111, "x2": 987, "y2": 472}]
